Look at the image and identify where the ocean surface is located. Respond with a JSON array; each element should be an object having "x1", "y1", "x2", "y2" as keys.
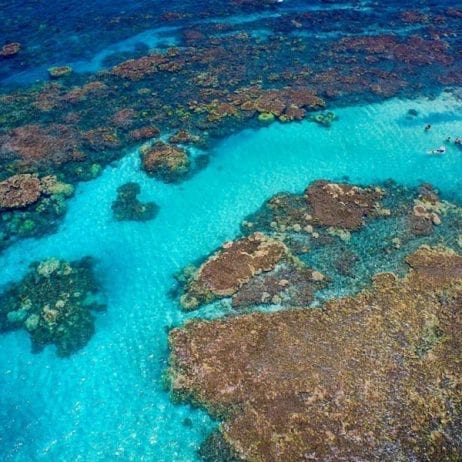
[{"x1": 1, "y1": 1, "x2": 462, "y2": 461}]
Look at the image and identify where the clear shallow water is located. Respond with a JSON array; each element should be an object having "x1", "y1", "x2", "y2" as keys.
[{"x1": 1, "y1": 94, "x2": 462, "y2": 461}]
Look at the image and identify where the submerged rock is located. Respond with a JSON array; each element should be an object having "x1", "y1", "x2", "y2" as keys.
[
  {"x1": 111, "y1": 182, "x2": 158, "y2": 222},
  {"x1": 140, "y1": 141, "x2": 190, "y2": 182},
  {"x1": 0, "y1": 42, "x2": 21, "y2": 58},
  {"x1": 47, "y1": 66, "x2": 73, "y2": 79},
  {"x1": 0, "y1": 257, "x2": 105, "y2": 357},
  {"x1": 169, "y1": 246, "x2": 462, "y2": 461}
]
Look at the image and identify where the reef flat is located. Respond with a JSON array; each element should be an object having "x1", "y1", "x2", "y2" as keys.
[
  {"x1": 170, "y1": 245, "x2": 462, "y2": 461},
  {"x1": 169, "y1": 179, "x2": 462, "y2": 460}
]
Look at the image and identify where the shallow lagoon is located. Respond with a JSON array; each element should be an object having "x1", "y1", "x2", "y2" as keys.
[{"x1": 1, "y1": 94, "x2": 462, "y2": 461}]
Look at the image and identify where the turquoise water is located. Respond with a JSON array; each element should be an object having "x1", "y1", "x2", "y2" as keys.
[{"x1": 1, "y1": 94, "x2": 462, "y2": 461}]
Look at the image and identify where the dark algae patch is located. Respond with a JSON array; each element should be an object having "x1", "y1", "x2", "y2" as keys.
[
  {"x1": 111, "y1": 182, "x2": 158, "y2": 222},
  {"x1": 0, "y1": 257, "x2": 105, "y2": 357},
  {"x1": 198, "y1": 430, "x2": 244, "y2": 462}
]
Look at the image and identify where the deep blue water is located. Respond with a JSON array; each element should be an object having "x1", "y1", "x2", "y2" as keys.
[
  {"x1": 1, "y1": 1, "x2": 462, "y2": 461},
  {"x1": 2, "y1": 0, "x2": 462, "y2": 84}
]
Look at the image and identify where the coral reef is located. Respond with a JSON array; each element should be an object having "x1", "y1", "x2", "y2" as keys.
[
  {"x1": 168, "y1": 130, "x2": 201, "y2": 145},
  {"x1": 257, "y1": 112, "x2": 275, "y2": 124},
  {"x1": 0, "y1": 124, "x2": 81, "y2": 166},
  {"x1": 177, "y1": 180, "x2": 462, "y2": 314},
  {"x1": 309, "y1": 111, "x2": 337, "y2": 127},
  {"x1": 111, "y1": 182, "x2": 158, "y2": 222},
  {"x1": 0, "y1": 174, "x2": 42, "y2": 210},
  {"x1": 0, "y1": 257, "x2": 104, "y2": 357},
  {"x1": 231, "y1": 260, "x2": 327, "y2": 309},
  {"x1": 0, "y1": 174, "x2": 74, "y2": 251},
  {"x1": 169, "y1": 246, "x2": 462, "y2": 461},
  {"x1": 129, "y1": 126, "x2": 160, "y2": 142},
  {"x1": 140, "y1": 141, "x2": 190, "y2": 182},
  {"x1": 305, "y1": 180, "x2": 384, "y2": 230},
  {"x1": 39, "y1": 175, "x2": 75, "y2": 197},
  {"x1": 111, "y1": 53, "x2": 171, "y2": 80},
  {"x1": 179, "y1": 232, "x2": 288, "y2": 309},
  {"x1": 248, "y1": 87, "x2": 325, "y2": 122}
]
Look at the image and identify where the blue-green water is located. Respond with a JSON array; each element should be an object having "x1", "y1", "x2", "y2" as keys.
[{"x1": 1, "y1": 94, "x2": 462, "y2": 461}]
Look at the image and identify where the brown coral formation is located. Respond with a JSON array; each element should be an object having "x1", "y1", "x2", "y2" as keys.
[
  {"x1": 305, "y1": 180, "x2": 383, "y2": 230},
  {"x1": 82, "y1": 127, "x2": 121, "y2": 151},
  {"x1": 252, "y1": 87, "x2": 325, "y2": 120},
  {"x1": 406, "y1": 246, "x2": 462, "y2": 280},
  {"x1": 0, "y1": 173, "x2": 73, "y2": 212},
  {"x1": 0, "y1": 124, "x2": 80, "y2": 165},
  {"x1": 178, "y1": 180, "x2": 462, "y2": 314},
  {"x1": 48, "y1": 66, "x2": 73, "y2": 79},
  {"x1": 196, "y1": 232, "x2": 286, "y2": 297},
  {"x1": 231, "y1": 261, "x2": 326, "y2": 309},
  {"x1": 168, "y1": 130, "x2": 201, "y2": 145},
  {"x1": 169, "y1": 246, "x2": 462, "y2": 461},
  {"x1": 111, "y1": 53, "x2": 172, "y2": 80},
  {"x1": 408, "y1": 185, "x2": 444, "y2": 236},
  {"x1": 140, "y1": 141, "x2": 190, "y2": 182},
  {"x1": 334, "y1": 35, "x2": 452, "y2": 66},
  {"x1": 128, "y1": 126, "x2": 160, "y2": 141},
  {"x1": 180, "y1": 231, "x2": 327, "y2": 311},
  {"x1": 0, "y1": 174, "x2": 42, "y2": 210},
  {"x1": 409, "y1": 204, "x2": 438, "y2": 236}
]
